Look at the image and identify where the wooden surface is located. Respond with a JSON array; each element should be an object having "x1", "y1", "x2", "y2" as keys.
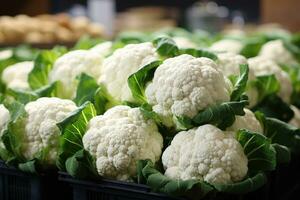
[{"x1": 261, "y1": 0, "x2": 300, "y2": 32}]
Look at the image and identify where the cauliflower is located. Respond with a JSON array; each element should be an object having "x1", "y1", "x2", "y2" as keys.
[
  {"x1": 289, "y1": 105, "x2": 300, "y2": 127},
  {"x1": 210, "y1": 39, "x2": 243, "y2": 54},
  {"x1": 98, "y1": 42, "x2": 159, "y2": 102},
  {"x1": 248, "y1": 56, "x2": 293, "y2": 103},
  {"x1": 173, "y1": 37, "x2": 197, "y2": 48},
  {"x1": 145, "y1": 54, "x2": 232, "y2": 127},
  {"x1": 216, "y1": 52, "x2": 258, "y2": 107},
  {"x1": 162, "y1": 124, "x2": 248, "y2": 184},
  {"x1": 90, "y1": 41, "x2": 113, "y2": 57},
  {"x1": 49, "y1": 50, "x2": 104, "y2": 99},
  {"x1": 0, "y1": 104, "x2": 10, "y2": 148},
  {"x1": 227, "y1": 108, "x2": 263, "y2": 134},
  {"x1": 2, "y1": 61, "x2": 34, "y2": 90},
  {"x1": 21, "y1": 97, "x2": 77, "y2": 164},
  {"x1": 259, "y1": 40, "x2": 297, "y2": 65},
  {"x1": 82, "y1": 105, "x2": 163, "y2": 181},
  {"x1": 0, "y1": 49, "x2": 13, "y2": 60}
]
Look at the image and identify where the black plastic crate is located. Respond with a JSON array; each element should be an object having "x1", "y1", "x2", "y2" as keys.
[
  {"x1": 0, "y1": 160, "x2": 72, "y2": 200},
  {"x1": 59, "y1": 172, "x2": 184, "y2": 200},
  {"x1": 59, "y1": 172, "x2": 273, "y2": 200}
]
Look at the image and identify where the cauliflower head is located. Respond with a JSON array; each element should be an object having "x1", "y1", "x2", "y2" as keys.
[
  {"x1": 22, "y1": 97, "x2": 77, "y2": 164},
  {"x1": 289, "y1": 105, "x2": 300, "y2": 127},
  {"x1": 162, "y1": 124, "x2": 248, "y2": 184},
  {"x1": 0, "y1": 49, "x2": 13, "y2": 60},
  {"x1": 210, "y1": 39, "x2": 243, "y2": 54},
  {"x1": 98, "y1": 42, "x2": 159, "y2": 102},
  {"x1": 2, "y1": 61, "x2": 34, "y2": 90},
  {"x1": 0, "y1": 104, "x2": 10, "y2": 148},
  {"x1": 145, "y1": 54, "x2": 232, "y2": 127},
  {"x1": 216, "y1": 52, "x2": 258, "y2": 107},
  {"x1": 248, "y1": 56, "x2": 293, "y2": 103},
  {"x1": 82, "y1": 105, "x2": 163, "y2": 181},
  {"x1": 259, "y1": 40, "x2": 297, "y2": 65},
  {"x1": 227, "y1": 108, "x2": 263, "y2": 134},
  {"x1": 49, "y1": 50, "x2": 104, "y2": 99},
  {"x1": 173, "y1": 36, "x2": 197, "y2": 48}
]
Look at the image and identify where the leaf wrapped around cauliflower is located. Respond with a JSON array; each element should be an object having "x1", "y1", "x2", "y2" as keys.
[
  {"x1": 137, "y1": 125, "x2": 276, "y2": 198},
  {"x1": 129, "y1": 54, "x2": 249, "y2": 130},
  {"x1": 1, "y1": 97, "x2": 78, "y2": 172},
  {"x1": 58, "y1": 105, "x2": 164, "y2": 181}
]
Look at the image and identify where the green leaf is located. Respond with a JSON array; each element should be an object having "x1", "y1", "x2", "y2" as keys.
[
  {"x1": 56, "y1": 102, "x2": 96, "y2": 170},
  {"x1": 152, "y1": 37, "x2": 179, "y2": 58},
  {"x1": 18, "y1": 159, "x2": 38, "y2": 174},
  {"x1": 28, "y1": 46, "x2": 67, "y2": 90},
  {"x1": 137, "y1": 160, "x2": 214, "y2": 199},
  {"x1": 74, "y1": 73, "x2": 114, "y2": 115},
  {"x1": 272, "y1": 143, "x2": 291, "y2": 164},
  {"x1": 74, "y1": 73, "x2": 100, "y2": 106},
  {"x1": 280, "y1": 63, "x2": 300, "y2": 108},
  {"x1": 73, "y1": 35, "x2": 104, "y2": 50},
  {"x1": 177, "y1": 100, "x2": 249, "y2": 130},
  {"x1": 128, "y1": 60, "x2": 162, "y2": 104},
  {"x1": 1, "y1": 101, "x2": 27, "y2": 162},
  {"x1": 255, "y1": 112, "x2": 300, "y2": 154},
  {"x1": 213, "y1": 172, "x2": 267, "y2": 194},
  {"x1": 237, "y1": 129, "x2": 276, "y2": 172},
  {"x1": 240, "y1": 36, "x2": 267, "y2": 58},
  {"x1": 253, "y1": 94, "x2": 294, "y2": 122},
  {"x1": 178, "y1": 48, "x2": 218, "y2": 60},
  {"x1": 230, "y1": 64, "x2": 249, "y2": 101},
  {"x1": 35, "y1": 81, "x2": 60, "y2": 98},
  {"x1": 66, "y1": 149, "x2": 98, "y2": 179},
  {"x1": 6, "y1": 89, "x2": 38, "y2": 104},
  {"x1": 283, "y1": 40, "x2": 300, "y2": 63},
  {"x1": 254, "y1": 74, "x2": 280, "y2": 103}
]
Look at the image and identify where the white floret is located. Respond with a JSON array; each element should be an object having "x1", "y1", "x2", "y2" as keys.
[
  {"x1": 145, "y1": 54, "x2": 231, "y2": 127},
  {"x1": 0, "y1": 49, "x2": 13, "y2": 60},
  {"x1": 259, "y1": 40, "x2": 297, "y2": 65},
  {"x1": 0, "y1": 104, "x2": 10, "y2": 148},
  {"x1": 289, "y1": 105, "x2": 300, "y2": 127},
  {"x1": 210, "y1": 39, "x2": 243, "y2": 54},
  {"x1": 227, "y1": 108, "x2": 263, "y2": 134},
  {"x1": 98, "y1": 42, "x2": 159, "y2": 102},
  {"x1": 173, "y1": 37, "x2": 197, "y2": 48},
  {"x1": 49, "y1": 50, "x2": 104, "y2": 99},
  {"x1": 90, "y1": 41, "x2": 113, "y2": 57},
  {"x1": 248, "y1": 56, "x2": 293, "y2": 103},
  {"x1": 2, "y1": 61, "x2": 34, "y2": 90},
  {"x1": 22, "y1": 97, "x2": 77, "y2": 164},
  {"x1": 162, "y1": 124, "x2": 248, "y2": 184},
  {"x1": 82, "y1": 105, "x2": 163, "y2": 181},
  {"x1": 216, "y1": 52, "x2": 258, "y2": 107}
]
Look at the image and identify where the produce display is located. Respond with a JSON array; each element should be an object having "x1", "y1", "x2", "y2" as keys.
[
  {"x1": 0, "y1": 14, "x2": 105, "y2": 44},
  {"x1": 0, "y1": 26, "x2": 300, "y2": 199}
]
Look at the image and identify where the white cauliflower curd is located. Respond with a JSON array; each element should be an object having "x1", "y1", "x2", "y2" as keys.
[
  {"x1": 145, "y1": 54, "x2": 232, "y2": 127},
  {"x1": 216, "y1": 52, "x2": 258, "y2": 107},
  {"x1": 162, "y1": 124, "x2": 248, "y2": 184},
  {"x1": 2, "y1": 61, "x2": 34, "y2": 90},
  {"x1": 49, "y1": 49, "x2": 104, "y2": 99},
  {"x1": 98, "y1": 42, "x2": 159, "y2": 102},
  {"x1": 210, "y1": 39, "x2": 243, "y2": 54},
  {"x1": 289, "y1": 105, "x2": 300, "y2": 128},
  {"x1": 227, "y1": 108, "x2": 263, "y2": 134},
  {"x1": 21, "y1": 97, "x2": 77, "y2": 164},
  {"x1": 173, "y1": 36, "x2": 197, "y2": 48},
  {"x1": 90, "y1": 41, "x2": 113, "y2": 57},
  {"x1": 259, "y1": 40, "x2": 298, "y2": 66},
  {"x1": 248, "y1": 56, "x2": 293, "y2": 103},
  {"x1": 82, "y1": 105, "x2": 163, "y2": 181}
]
